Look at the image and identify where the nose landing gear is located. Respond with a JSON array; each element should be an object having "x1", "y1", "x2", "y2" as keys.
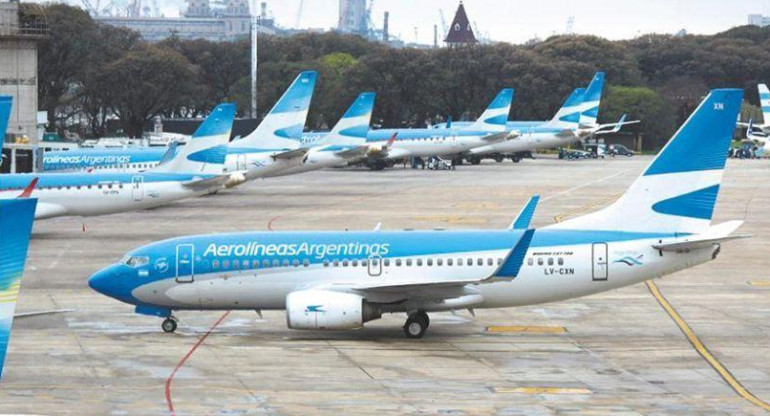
[
  {"x1": 403, "y1": 311, "x2": 430, "y2": 339},
  {"x1": 161, "y1": 316, "x2": 178, "y2": 333}
]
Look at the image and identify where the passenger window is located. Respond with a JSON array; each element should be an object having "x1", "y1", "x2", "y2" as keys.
[
  {"x1": 323, "y1": 259, "x2": 329, "y2": 267},
  {"x1": 527, "y1": 258, "x2": 533, "y2": 266},
  {"x1": 467, "y1": 258, "x2": 473, "y2": 266},
  {"x1": 383, "y1": 259, "x2": 390, "y2": 267},
  {"x1": 293, "y1": 259, "x2": 299, "y2": 267},
  {"x1": 548, "y1": 258, "x2": 554, "y2": 266},
  {"x1": 406, "y1": 259, "x2": 412, "y2": 266},
  {"x1": 222, "y1": 260, "x2": 230, "y2": 269},
  {"x1": 362, "y1": 259, "x2": 368, "y2": 267},
  {"x1": 272, "y1": 259, "x2": 280, "y2": 267},
  {"x1": 537, "y1": 258, "x2": 544, "y2": 266},
  {"x1": 427, "y1": 259, "x2": 433, "y2": 266},
  {"x1": 253, "y1": 260, "x2": 259, "y2": 268},
  {"x1": 447, "y1": 258, "x2": 453, "y2": 266},
  {"x1": 282, "y1": 259, "x2": 290, "y2": 267},
  {"x1": 497, "y1": 258, "x2": 502, "y2": 265},
  {"x1": 416, "y1": 259, "x2": 423, "y2": 266},
  {"x1": 437, "y1": 259, "x2": 443, "y2": 266},
  {"x1": 457, "y1": 258, "x2": 463, "y2": 266},
  {"x1": 233, "y1": 259, "x2": 240, "y2": 268},
  {"x1": 487, "y1": 258, "x2": 493, "y2": 266},
  {"x1": 395, "y1": 259, "x2": 402, "y2": 266},
  {"x1": 333, "y1": 260, "x2": 339, "y2": 267},
  {"x1": 263, "y1": 259, "x2": 270, "y2": 268},
  {"x1": 477, "y1": 258, "x2": 483, "y2": 266},
  {"x1": 558, "y1": 258, "x2": 564, "y2": 266},
  {"x1": 352, "y1": 259, "x2": 358, "y2": 267},
  {"x1": 343, "y1": 260, "x2": 349, "y2": 267}
]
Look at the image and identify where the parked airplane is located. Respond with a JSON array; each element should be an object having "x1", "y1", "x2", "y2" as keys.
[
  {"x1": 746, "y1": 119, "x2": 769, "y2": 147},
  {"x1": 0, "y1": 101, "x2": 240, "y2": 219},
  {"x1": 39, "y1": 71, "x2": 318, "y2": 176},
  {"x1": 467, "y1": 72, "x2": 636, "y2": 162},
  {"x1": 90, "y1": 89, "x2": 746, "y2": 338},
  {"x1": 359, "y1": 88, "x2": 517, "y2": 168},
  {"x1": 0, "y1": 198, "x2": 37, "y2": 381},
  {"x1": 738, "y1": 84, "x2": 770, "y2": 132}
]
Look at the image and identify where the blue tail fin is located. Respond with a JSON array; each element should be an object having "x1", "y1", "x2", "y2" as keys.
[
  {"x1": 321, "y1": 92, "x2": 376, "y2": 146},
  {"x1": 463, "y1": 89, "x2": 514, "y2": 132},
  {"x1": 152, "y1": 103, "x2": 236, "y2": 175},
  {"x1": 579, "y1": 72, "x2": 605, "y2": 126},
  {"x1": 545, "y1": 88, "x2": 585, "y2": 128},
  {"x1": 550, "y1": 89, "x2": 743, "y2": 234},
  {"x1": 0, "y1": 198, "x2": 37, "y2": 382},
  {"x1": 0, "y1": 95, "x2": 11, "y2": 140},
  {"x1": 236, "y1": 71, "x2": 318, "y2": 149}
]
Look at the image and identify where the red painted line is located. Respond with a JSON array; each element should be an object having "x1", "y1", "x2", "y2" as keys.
[
  {"x1": 165, "y1": 311, "x2": 231, "y2": 416},
  {"x1": 267, "y1": 215, "x2": 280, "y2": 231}
]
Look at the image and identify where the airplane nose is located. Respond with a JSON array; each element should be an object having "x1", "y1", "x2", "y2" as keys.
[{"x1": 89, "y1": 265, "x2": 118, "y2": 297}]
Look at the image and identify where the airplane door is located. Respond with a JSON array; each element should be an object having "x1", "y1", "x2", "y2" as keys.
[
  {"x1": 592, "y1": 242, "x2": 608, "y2": 281},
  {"x1": 176, "y1": 244, "x2": 195, "y2": 283},
  {"x1": 131, "y1": 176, "x2": 144, "y2": 201},
  {"x1": 367, "y1": 254, "x2": 382, "y2": 276}
]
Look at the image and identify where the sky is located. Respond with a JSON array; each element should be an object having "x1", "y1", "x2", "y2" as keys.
[
  {"x1": 113, "y1": 0, "x2": 770, "y2": 44},
  {"x1": 221, "y1": 0, "x2": 768, "y2": 44}
]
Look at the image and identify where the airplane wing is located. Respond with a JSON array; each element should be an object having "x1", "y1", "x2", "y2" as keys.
[
  {"x1": 334, "y1": 145, "x2": 369, "y2": 160},
  {"x1": 182, "y1": 172, "x2": 247, "y2": 190},
  {"x1": 481, "y1": 131, "x2": 520, "y2": 142},
  {"x1": 652, "y1": 220, "x2": 749, "y2": 252},
  {"x1": 271, "y1": 148, "x2": 309, "y2": 160}
]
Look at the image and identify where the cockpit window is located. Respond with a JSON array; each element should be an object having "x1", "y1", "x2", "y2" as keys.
[{"x1": 124, "y1": 256, "x2": 149, "y2": 268}]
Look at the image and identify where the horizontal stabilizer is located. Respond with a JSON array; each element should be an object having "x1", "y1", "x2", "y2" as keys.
[
  {"x1": 509, "y1": 195, "x2": 539, "y2": 229},
  {"x1": 271, "y1": 148, "x2": 309, "y2": 160},
  {"x1": 652, "y1": 220, "x2": 749, "y2": 252}
]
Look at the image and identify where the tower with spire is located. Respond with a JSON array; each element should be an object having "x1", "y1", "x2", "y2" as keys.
[{"x1": 444, "y1": 1, "x2": 478, "y2": 45}]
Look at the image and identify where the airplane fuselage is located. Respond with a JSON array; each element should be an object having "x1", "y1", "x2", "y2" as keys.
[{"x1": 91, "y1": 229, "x2": 715, "y2": 313}]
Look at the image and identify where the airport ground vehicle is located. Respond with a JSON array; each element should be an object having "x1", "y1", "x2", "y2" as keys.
[{"x1": 608, "y1": 144, "x2": 635, "y2": 157}]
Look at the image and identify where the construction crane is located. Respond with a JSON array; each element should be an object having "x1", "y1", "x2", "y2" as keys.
[
  {"x1": 566, "y1": 16, "x2": 575, "y2": 35},
  {"x1": 294, "y1": 0, "x2": 303, "y2": 28},
  {"x1": 438, "y1": 9, "x2": 447, "y2": 38}
]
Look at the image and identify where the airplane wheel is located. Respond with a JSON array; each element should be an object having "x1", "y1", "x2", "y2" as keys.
[
  {"x1": 494, "y1": 155, "x2": 504, "y2": 163},
  {"x1": 162, "y1": 318, "x2": 178, "y2": 333},
  {"x1": 403, "y1": 313, "x2": 429, "y2": 339},
  {"x1": 511, "y1": 155, "x2": 521, "y2": 163}
]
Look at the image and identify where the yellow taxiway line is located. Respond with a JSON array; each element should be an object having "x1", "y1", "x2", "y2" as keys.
[
  {"x1": 494, "y1": 387, "x2": 591, "y2": 395},
  {"x1": 646, "y1": 280, "x2": 770, "y2": 412},
  {"x1": 747, "y1": 280, "x2": 770, "y2": 287}
]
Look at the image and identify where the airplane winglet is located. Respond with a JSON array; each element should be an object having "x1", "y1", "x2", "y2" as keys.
[
  {"x1": 17, "y1": 177, "x2": 38, "y2": 198},
  {"x1": 446, "y1": 116, "x2": 452, "y2": 129},
  {"x1": 489, "y1": 229, "x2": 535, "y2": 281},
  {"x1": 509, "y1": 195, "x2": 539, "y2": 230},
  {"x1": 385, "y1": 132, "x2": 397, "y2": 148}
]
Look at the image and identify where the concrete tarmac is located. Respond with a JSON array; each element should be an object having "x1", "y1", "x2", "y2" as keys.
[{"x1": 1, "y1": 155, "x2": 768, "y2": 415}]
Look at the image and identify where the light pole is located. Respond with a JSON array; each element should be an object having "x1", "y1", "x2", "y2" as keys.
[{"x1": 250, "y1": 1, "x2": 259, "y2": 119}]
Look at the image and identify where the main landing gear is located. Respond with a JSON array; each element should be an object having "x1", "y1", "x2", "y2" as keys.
[
  {"x1": 161, "y1": 316, "x2": 178, "y2": 333},
  {"x1": 403, "y1": 311, "x2": 430, "y2": 339}
]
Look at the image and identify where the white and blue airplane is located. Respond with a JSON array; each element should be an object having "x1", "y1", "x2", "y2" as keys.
[
  {"x1": 0, "y1": 100, "x2": 240, "y2": 219},
  {"x1": 358, "y1": 88, "x2": 517, "y2": 168},
  {"x1": 42, "y1": 147, "x2": 171, "y2": 173},
  {"x1": 738, "y1": 83, "x2": 770, "y2": 133},
  {"x1": 0, "y1": 198, "x2": 37, "y2": 381},
  {"x1": 90, "y1": 89, "x2": 746, "y2": 338}
]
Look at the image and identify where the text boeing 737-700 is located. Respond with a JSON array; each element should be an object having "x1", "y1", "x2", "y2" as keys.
[{"x1": 90, "y1": 89, "x2": 746, "y2": 338}]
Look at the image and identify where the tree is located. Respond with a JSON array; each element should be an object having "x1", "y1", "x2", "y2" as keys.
[
  {"x1": 600, "y1": 85, "x2": 676, "y2": 150},
  {"x1": 101, "y1": 44, "x2": 198, "y2": 137}
]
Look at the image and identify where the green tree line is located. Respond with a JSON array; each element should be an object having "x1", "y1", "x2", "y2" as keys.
[{"x1": 37, "y1": 4, "x2": 770, "y2": 147}]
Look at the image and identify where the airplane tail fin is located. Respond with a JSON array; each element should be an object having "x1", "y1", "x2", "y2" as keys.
[
  {"x1": 544, "y1": 88, "x2": 585, "y2": 129},
  {"x1": 0, "y1": 198, "x2": 37, "y2": 382},
  {"x1": 152, "y1": 103, "x2": 235, "y2": 175},
  {"x1": 759, "y1": 84, "x2": 770, "y2": 125},
  {"x1": 0, "y1": 95, "x2": 11, "y2": 139},
  {"x1": 548, "y1": 89, "x2": 743, "y2": 234},
  {"x1": 235, "y1": 71, "x2": 317, "y2": 149},
  {"x1": 579, "y1": 72, "x2": 605, "y2": 127},
  {"x1": 462, "y1": 89, "x2": 514, "y2": 132},
  {"x1": 320, "y1": 92, "x2": 375, "y2": 146}
]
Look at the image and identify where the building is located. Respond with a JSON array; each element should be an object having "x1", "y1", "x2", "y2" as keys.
[
  {"x1": 0, "y1": 1, "x2": 47, "y2": 173},
  {"x1": 98, "y1": 0, "x2": 281, "y2": 43},
  {"x1": 337, "y1": 0, "x2": 368, "y2": 36},
  {"x1": 444, "y1": 2, "x2": 477, "y2": 45},
  {"x1": 748, "y1": 14, "x2": 770, "y2": 27}
]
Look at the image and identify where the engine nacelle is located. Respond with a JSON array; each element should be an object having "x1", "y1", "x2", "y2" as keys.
[{"x1": 285, "y1": 290, "x2": 381, "y2": 330}]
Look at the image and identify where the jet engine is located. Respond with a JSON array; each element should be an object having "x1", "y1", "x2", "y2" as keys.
[{"x1": 285, "y1": 290, "x2": 381, "y2": 330}]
